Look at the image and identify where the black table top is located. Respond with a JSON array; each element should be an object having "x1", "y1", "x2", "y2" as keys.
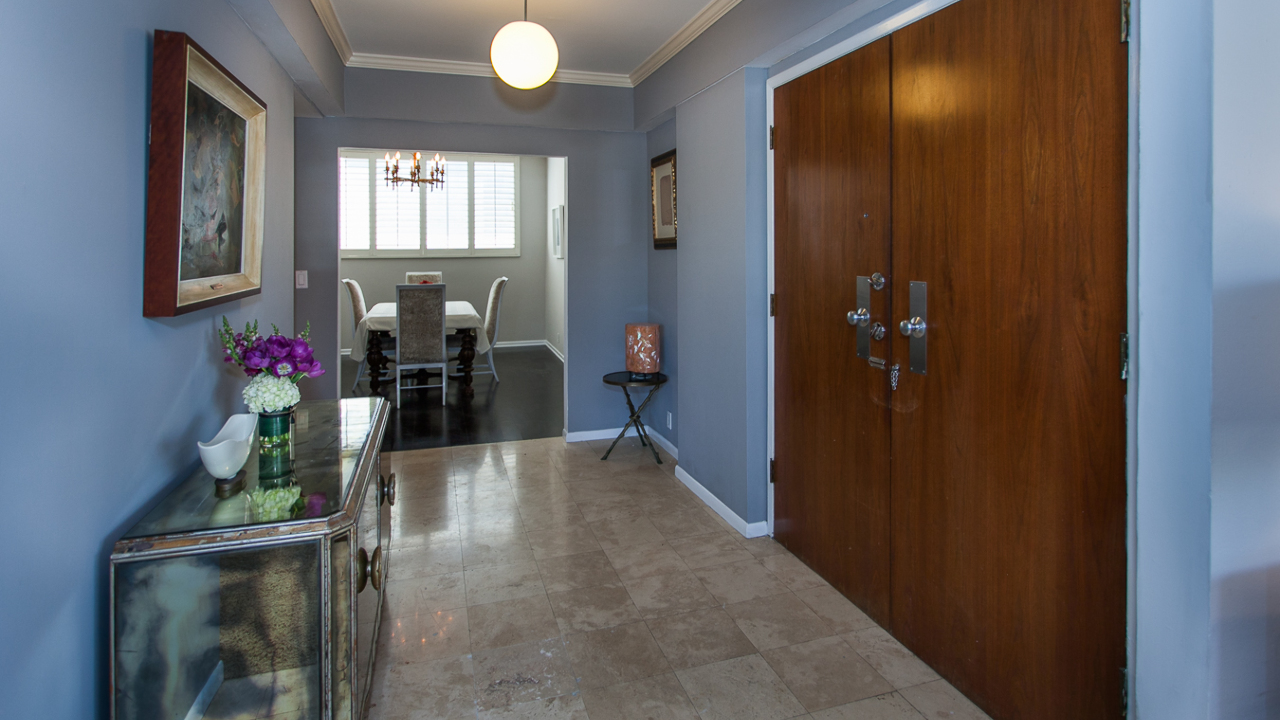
[{"x1": 603, "y1": 371, "x2": 668, "y2": 388}]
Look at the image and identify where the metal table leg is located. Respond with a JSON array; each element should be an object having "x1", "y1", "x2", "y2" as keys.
[{"x1": 601, "y1": 385, "x2": 664, "y2": 464}]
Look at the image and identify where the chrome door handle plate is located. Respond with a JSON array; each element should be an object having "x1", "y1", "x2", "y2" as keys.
[
  {"x1": 854, "y1": 275, "x2": 871, "y2": 359},
  {"x1": 901, "y1": 281, "x2": 927, "y2": 375}
]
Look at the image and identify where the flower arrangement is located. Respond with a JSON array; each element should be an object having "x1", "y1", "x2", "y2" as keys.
[{"x1": 219, "y1": 318, "x2": 325, "y2": 414}]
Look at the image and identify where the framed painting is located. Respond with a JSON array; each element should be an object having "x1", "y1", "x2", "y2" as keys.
[
  {"x1": 651, "y1": 150, "x2": 676, "y2": 249},
  {"x1": 144, "y1": 30, "x2": 267, "y2": 317},
  {"x1": 551, "y1": 205, "x2": 565, "y2": 259}
]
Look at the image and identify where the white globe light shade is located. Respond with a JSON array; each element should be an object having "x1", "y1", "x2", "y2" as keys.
[{"x1": 491, "y1": 21, "x2": 559, "y2": 89}]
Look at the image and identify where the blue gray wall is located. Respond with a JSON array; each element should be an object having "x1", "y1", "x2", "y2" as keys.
[
  {"x1": 0, "y1": 2, "x2": 296, "y2": 718},
  {"x1": 1209, "y1": 0, "x2": 1280, "y2": 716},
  {"x1": 1133, "y1": 0, "x2": 1215, "y2": 715},
  {"x1": 293, "y1": 85, "x2": 649, "y2": 433},
  {"x1": 645, "y1": 119, "x2": 679, "y2": 445},
  {"x1": 670, "y1": 68, "x2": 770, "y2": 524}
]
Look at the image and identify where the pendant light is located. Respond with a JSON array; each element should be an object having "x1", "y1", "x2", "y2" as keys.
[{"x1": 491, "y1": 0, "x2": 559, "y2": 90}]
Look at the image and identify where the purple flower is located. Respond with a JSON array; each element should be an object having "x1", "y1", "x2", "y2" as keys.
[
  {"x1": 290, "y1": 338, "x2": 312, "y2": 360},
  {"x1": 303, "y1": 492, "x2": 327, "y2": 518},
  {"x1": 244, "y1": 350, "x2": 270, "y2": 370},
  {"x1": 266, "y1": 335, "x2": 291, "y2": 359},
  {"x1": 272, "y1": 359, "x2": 296, "y2": 377},
  {"x1": 306, "y1": 364, "x2": 326, "y2": 378}
]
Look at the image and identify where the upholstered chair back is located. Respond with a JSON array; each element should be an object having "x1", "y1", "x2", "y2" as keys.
[
  {"x1": 342, "y1": 278, "x2": 367, "y2": 326},
  {"x1": 396, "y1": 284, "x2": 447, "y2": 366},
  {"x1": 405, "y1": 272, "x2": 443, "y2": 285},
  {"x1": 484, "y1": 277, "x2": 509, "y2": 346}
]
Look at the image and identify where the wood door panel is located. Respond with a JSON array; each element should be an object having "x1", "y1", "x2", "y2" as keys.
[
  {"x1": 888, "y1": 0, "x2": 1128, "y2": 717},
  {"x1": 774, "y1": 38, "x2": 894, "y2": 624}
]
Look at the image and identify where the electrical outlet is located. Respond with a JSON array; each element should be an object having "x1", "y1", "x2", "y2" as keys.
[
  {"x1": 295, "y1": 270, "x2": 308, "y2": 289},
  {"x1": 667, "y1": 412, "x2": 673, "y2": 430}
]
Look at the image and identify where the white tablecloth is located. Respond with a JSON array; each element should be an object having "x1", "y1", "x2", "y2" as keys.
[{"x1": 353, "y1": 300, "x2": 485, "y2": 362}]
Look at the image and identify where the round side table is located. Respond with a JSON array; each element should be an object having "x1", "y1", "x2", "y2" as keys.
[{"x1": 601, "y1": 372, "x2": 668, "y2": 464}]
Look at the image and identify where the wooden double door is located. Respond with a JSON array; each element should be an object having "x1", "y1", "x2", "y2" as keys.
[{"x1": 772, "y1": 0, "x2": 1128, "y2": 718}]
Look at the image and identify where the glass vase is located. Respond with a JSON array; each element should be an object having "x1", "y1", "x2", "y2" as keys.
[{"x1": 257, "y1": 406, "x2": 294, "y2": 450}]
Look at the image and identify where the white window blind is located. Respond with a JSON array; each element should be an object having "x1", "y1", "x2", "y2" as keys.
[
  {"x1": 425, "y1": 161, "x2": 471, "y2": 250},
  {"x1": 339, "y1": 157, "x2": 371, "y2": 251},
  {"x1": 338, "y1": 150, "x2": 520, "y2": 257},
  {"x1": 375, "y1": 169, "x2": 420, "y2": 251},
  {"x1": 474, "y1": 161, "x2": 517, "y2": 250}
]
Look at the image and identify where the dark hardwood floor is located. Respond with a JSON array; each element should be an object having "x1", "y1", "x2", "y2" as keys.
[{"x1": 341, "y1": 345, "x2": 565, "y2": 452}]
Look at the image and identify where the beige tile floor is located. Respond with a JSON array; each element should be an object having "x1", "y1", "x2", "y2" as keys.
[{"x1": 369, "y1": 436, "x2": 992, "y2": 720}]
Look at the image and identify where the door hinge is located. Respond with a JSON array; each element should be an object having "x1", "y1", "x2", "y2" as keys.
[
  {"x1": 769, "y1": 458, "x2": 776, "y2": 484},
  {"x1": 1121, "y1": 667, "x2": 1129, "y2": 717},
  {"x1": 769, "y1": 125, "x2": 775, "y2": 150},
  {"x1": 1120, "y1": 0, "x2": 1131, "y2": 42},
  {"x1": 769, "y1": 293, "x2": 776, "y2": 317},
  {"x1": 1120, "y1": 333, "x2": 1130, "y2": 381}
]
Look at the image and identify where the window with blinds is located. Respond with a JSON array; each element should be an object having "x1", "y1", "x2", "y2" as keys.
[{"x1": 339, "y1": 150, "x2": 520, "y2": 257}]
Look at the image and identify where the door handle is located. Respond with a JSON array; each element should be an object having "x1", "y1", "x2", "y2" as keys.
[
  {"x1": 848, "y1": 308, "x2": 870, "y2": 326},
  {"x1": 899, "y1": 281, "x2": 927, "y2": 374}
]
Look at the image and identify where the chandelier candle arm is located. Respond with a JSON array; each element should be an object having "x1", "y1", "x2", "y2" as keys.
[{"x1": 384, "y1": 150, "x2": 447, "y2": 190}]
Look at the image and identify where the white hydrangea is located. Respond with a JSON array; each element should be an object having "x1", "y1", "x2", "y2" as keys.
[
  {"x1": 248, "y1": 486, "x2": 302, "y2": 521},
  {"x1": 243, "y1": 374, "x2": 301, "y2": 414}
]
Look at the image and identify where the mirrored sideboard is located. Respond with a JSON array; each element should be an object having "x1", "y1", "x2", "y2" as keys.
[{"x1": 110, "y1": 398, "x2": 392, "y2": 720}]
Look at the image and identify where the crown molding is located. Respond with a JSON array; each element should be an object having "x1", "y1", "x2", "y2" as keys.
[
  {"x1": 309, "y1": 0, "x2": 739, "y2": 89},
  {"x1": 346, "y1": 53, "x2": 633, "y2": 88},
  {"x1": 309, "y1": 0, "x2": 352, "y2": 62},
  {"x1": 629, "y1": 0, "x2": 744, "y2": 86}
]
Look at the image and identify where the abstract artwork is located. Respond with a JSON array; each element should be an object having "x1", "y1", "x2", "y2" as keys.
[
  {"x1": 144, "y1": 31, "x2": 267, "y2": 317},
  {"x1": 180, "y1": 83, "x2": 246, "y2": 281},
  {"x1": 651, "y1": 151, "x2": 676, "y2": 249}
]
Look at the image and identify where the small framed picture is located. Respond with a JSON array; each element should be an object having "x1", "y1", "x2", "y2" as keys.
[
  {"x1": 551, "y1": 205, "x2": 565, "y2": 259},
  {"x1": 143, "y1": 30, "x2": 267, "y2": 317},
  {"x1": 651, "y1": 150, "x2": 676, "y2": 249}
]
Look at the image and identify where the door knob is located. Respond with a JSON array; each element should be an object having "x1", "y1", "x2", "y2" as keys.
[
  {"x1": 847, "y1": 308, "x2": 870, "y2": 327},
  {"x1": 899, "y1": 317, "x2": 926, "y2": 337},
  {"x1": 379, "y1": 472, "x2": 397, "y2": 506},
  {"x1": 357, "y1": 546, "x2": 384, "y2": 593},
  {"x1": 356, "y1": 547, "x2": 370, "y2": 593}
]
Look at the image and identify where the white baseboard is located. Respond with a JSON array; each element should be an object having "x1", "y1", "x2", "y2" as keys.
[
  {"x1": 674, "y1": 466, "x2": 769, "y2": 539},
  {"x1": 565, "y1": 427, "x2": 637, "y2": 443},
  {"x1": 492, "y1": 340, "x2": 566, "y2": 362},
  {"x1": 564, "y1": 426, "x2": 677, "y2": 461}
]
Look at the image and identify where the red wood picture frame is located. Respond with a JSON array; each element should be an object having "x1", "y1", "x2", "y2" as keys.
[{"x1": 143, "y1": 30, "x2": 267, "y2": 317}]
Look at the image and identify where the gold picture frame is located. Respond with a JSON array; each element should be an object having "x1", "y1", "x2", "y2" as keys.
[{"x1": 651, "y1": 150, "x2": 676, "y2": 249}]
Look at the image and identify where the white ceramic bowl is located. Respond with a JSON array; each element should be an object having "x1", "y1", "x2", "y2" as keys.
[{"x1": 198, "y1": 413, "x2": 257, "y2": 479}]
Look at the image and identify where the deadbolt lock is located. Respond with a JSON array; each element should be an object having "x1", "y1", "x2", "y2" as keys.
[{"x1": 870, "y1": 322, "x2": 886, "y2": 341}]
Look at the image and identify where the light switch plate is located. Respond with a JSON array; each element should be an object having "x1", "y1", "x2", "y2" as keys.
[
  {"x1": 667, "y1": 412, "x2": 673, "y2": 429},
  {"x1": 295, "y1": 270, "x2": 308, "y2": 289}
]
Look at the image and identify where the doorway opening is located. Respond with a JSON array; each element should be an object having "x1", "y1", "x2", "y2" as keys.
[{"x1": 336, "y1": 151, "x2": 569, "y2": 451}]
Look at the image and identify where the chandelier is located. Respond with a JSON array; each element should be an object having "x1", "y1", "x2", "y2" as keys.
[{"x1": 383, "y1": 151, "x2": 445, "y2": 190}]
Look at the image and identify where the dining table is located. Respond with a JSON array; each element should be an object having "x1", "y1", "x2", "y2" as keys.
[{"x1": 353, "y1": 300, "x2": 486, "y2": 397}]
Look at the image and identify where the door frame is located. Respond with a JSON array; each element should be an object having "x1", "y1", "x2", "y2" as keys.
[{"x1": 763, "y1": 0, "x2": 1139, "y2": 706}]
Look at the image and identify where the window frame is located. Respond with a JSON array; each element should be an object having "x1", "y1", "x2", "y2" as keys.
[{"x1": 338, "y1": 148, "x2": 522, "y2": 259}]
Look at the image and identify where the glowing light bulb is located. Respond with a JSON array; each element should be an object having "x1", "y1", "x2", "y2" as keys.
[{"x1": 491, "y1": 21, "x2": 559, "y2": 89}]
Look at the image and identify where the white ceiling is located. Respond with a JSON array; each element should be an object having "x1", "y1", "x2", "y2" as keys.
[{"x1": 314, "y1": 0, "x2": 742, "y2": 86}]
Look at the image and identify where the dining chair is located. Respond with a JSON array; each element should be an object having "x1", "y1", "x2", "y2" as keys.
[
  {"x1": 406, "y1": 271, "x2": 443, "y2": 284},
  {"x1": 342, "y1": 278, "x2": 395, "y2": 393},
  {"x1": 395, "y1": 283, "x2": 449, "y2": 406},
  {"x1": 449, "y1": 276, "x2": 508, "y2": 383}
]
